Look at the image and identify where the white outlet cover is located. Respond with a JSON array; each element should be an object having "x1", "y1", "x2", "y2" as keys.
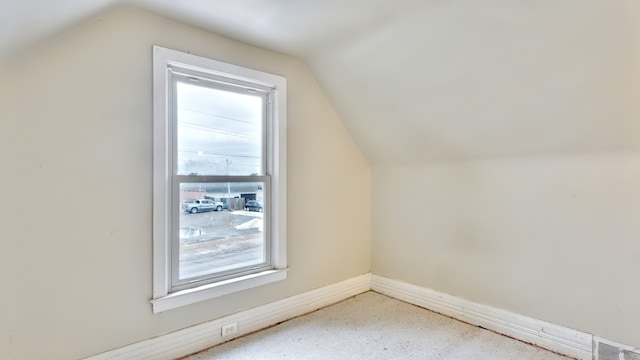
[{"x1": 221, "y1": 322, "x2": 238, "y2": 337}]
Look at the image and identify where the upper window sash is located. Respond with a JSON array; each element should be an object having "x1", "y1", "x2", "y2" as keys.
[{"x1": 169, "y1": 72, "x2": 272, "y2": 177}]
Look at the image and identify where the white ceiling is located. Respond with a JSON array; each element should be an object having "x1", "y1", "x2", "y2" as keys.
[
  {"x1": 0, "y1": 0, "x2": 419, "y2": 71},
  {"x1": 2, "y1": 0, "x2": 640, "y2": 164}
]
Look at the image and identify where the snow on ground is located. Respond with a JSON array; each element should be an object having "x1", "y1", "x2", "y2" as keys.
[{"x1": 235, "y1": 218, "x2": 263, "y2": 232}]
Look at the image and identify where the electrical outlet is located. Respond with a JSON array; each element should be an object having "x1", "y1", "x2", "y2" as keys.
[{"x1": 221, "y1": 322, "x2": 238, "y2": 337}]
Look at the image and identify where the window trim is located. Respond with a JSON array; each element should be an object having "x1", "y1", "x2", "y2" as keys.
[{"x1": 151, "y1": 46, "x2": 287, "y2": 313}]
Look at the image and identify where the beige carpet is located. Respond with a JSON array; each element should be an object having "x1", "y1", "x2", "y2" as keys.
[{"x1": 182, "y1": 291, "x2": 573, "y2": 360}]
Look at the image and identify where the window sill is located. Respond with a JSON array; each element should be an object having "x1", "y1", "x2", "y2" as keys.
[{"x1": 151, "y1": 269, "x2": 288, "y2": 313}]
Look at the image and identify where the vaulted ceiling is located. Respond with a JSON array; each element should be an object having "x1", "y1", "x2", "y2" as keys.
[{"x1": 3, "y1": 0, "x2": 640, "y2": 164}]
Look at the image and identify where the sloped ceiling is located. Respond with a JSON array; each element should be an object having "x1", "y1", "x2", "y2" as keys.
[{"x1": 2, "y1": 0, "x2": 640, "y2": 164}]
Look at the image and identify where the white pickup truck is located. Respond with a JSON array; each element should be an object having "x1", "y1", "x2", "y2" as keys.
[{"x1": 182, "y1": 199, "x2": 224, "y2": 213}]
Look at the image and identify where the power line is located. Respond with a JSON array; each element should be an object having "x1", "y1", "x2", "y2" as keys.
[
  {"x1": 178, "y1": 106, "x2": 258, "y2": 125},
  {"x1": 177, "y1": 149, "x2": 261, "y2": 160},
  {"x1": 177, "y1": 122, "x2": 260, "y2": 140}
]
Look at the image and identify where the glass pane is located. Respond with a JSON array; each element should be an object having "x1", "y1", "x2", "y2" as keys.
[
  {"x1": 178, "y1": 182, "x2": 266, "y2": 280},
  {"x1": 176, "y1": 81, "x2": 264, "y2": 176}
]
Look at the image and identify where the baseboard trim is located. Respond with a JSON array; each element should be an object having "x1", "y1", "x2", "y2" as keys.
[
  {"x1": 86, "y1": 273, "x2": 371, "y2": 360},
  {"x1": 88, "y1": 273, "x2": 634, "y2": 360},
  {"x1": 371, "y1": 275, "x2": 593, "y2": 360}
]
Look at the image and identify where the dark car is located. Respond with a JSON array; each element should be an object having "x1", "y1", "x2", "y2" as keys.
[{"x1": 245, "y1": 200, "x2": 263, "y2": 212}]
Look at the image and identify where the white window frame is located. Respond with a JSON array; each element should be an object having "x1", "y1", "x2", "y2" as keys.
[{"x1": 151, "y1": 46, "x2": 287, "y2": 313}]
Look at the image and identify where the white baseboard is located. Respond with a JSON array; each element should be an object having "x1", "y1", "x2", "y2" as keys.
[
  {"x1": 87, "y1": 273, "x2": 635, "y2": 360},
  {"x1": 371, "y1": 275, "x2": 593, "y2": 360},
  {"x1": 86, "y1": 274, "x2": 371, "y2": 360}
]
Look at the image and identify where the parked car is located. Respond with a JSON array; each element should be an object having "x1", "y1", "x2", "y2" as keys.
[
  {"x1": 182, "y1": 199, "x2": 223, "y2": 213},
  {"x1": 244, "y1": 200, "x2": 263, "y2": 212}
]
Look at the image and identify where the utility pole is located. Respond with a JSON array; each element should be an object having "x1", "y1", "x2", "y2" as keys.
[{"x1": 226, "y1": 159, "x2": 232, "y2": 198}]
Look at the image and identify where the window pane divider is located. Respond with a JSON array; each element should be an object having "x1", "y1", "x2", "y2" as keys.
[{"x1": 174, "y1": 175, "x2": 269, "y2": 183}]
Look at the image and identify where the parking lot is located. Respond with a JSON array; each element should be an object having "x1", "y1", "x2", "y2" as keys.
[{"x1": 178, "y1": 210, "x2": 265, "y2": 279}]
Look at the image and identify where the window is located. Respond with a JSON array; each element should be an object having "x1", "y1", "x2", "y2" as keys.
[{"x1": 152, "y1": 46, "x2": 287, "y2": 313}]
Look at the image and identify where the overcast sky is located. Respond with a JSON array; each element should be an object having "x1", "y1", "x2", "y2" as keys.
[{"x1": 176, "y1": 81, "x2": 264, "y2": 176}]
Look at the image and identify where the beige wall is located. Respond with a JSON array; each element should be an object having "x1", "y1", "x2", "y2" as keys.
[
  {"x1": 0, "y1": 7, "x2": 370, "y2": 360},
  {"x1": 365, "y1": 1, "x2": 640, "y2": 349},
  {"x1": 372, "y1": 153, "x2": 640, "y2": 346}
]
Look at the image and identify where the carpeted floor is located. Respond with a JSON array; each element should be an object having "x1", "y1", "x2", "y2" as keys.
[{"x1": 182, "y1": 291, "x2": 573, "y2": 360}]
